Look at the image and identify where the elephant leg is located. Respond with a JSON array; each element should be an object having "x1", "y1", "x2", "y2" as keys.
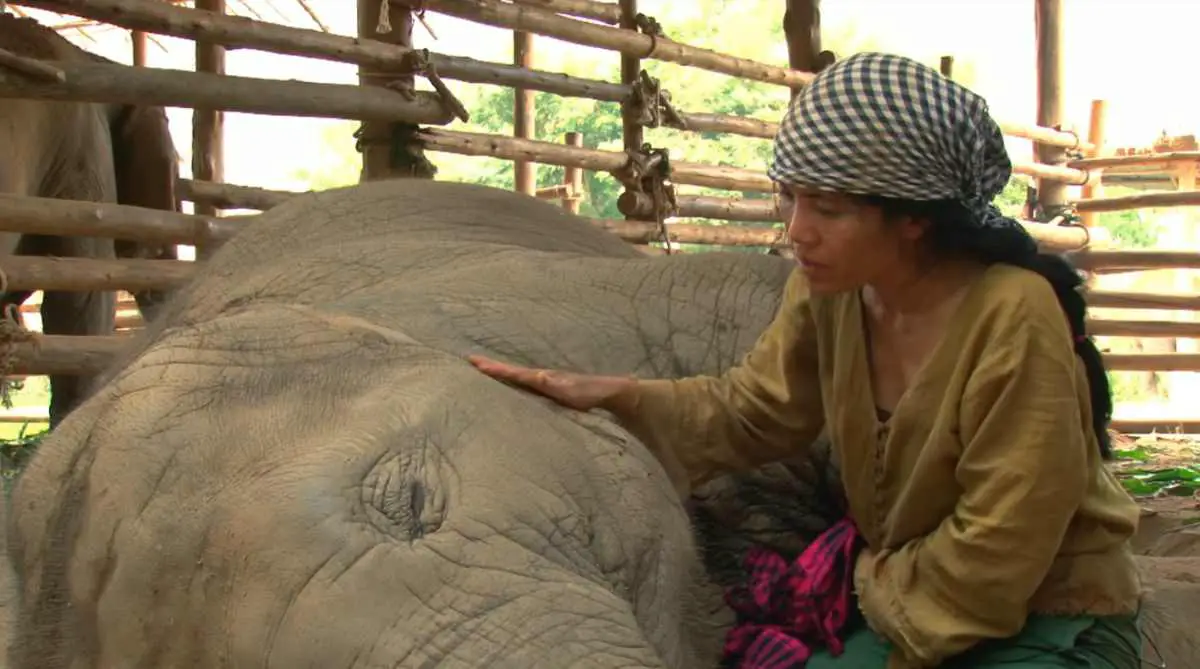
[{"x1": 39, "y1": 236, "x2": 116, "y2": 429}]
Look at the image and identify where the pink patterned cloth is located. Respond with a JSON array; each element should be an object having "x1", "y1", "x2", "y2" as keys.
[{"x1": 721, "y1": 517, "x2": 864, "y2": 668}]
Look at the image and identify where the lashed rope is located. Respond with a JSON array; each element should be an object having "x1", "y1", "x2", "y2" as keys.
[{"x1": 0, "y1": 266, "x2": 35, "y2": 409}]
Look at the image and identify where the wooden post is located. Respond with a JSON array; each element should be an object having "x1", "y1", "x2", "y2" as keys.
[
  {"x1": 617, "y1": 0, "x2": 645, "y2": 229},
  {"x1": 131, "y1": 30, "x2": 147, "y2": 66},
  {"x1": 513, "y1": 31, "x2": 537, "y2": 195},
  {"x1": 192, "y1": 0, "x2": 224, "y2": 260},
  {"x1": 782, "y1": 0, "x2": 823, "y2": 98},
  {"x1": 1034, "y1": 0, "x2": 1068, "y2": 214},
  {"x1": 1079, "y1": 100, "x2": 1107, "y2": 229},
  {"x1": 939, "y1": 55, "x2": 954, "y2": 78},
  {"x1": 564, "y1": 131, "x2": 584, "y2": 214},
  {"x1": 617, "y1": 0, "x2": 642, "y2": 158},
  {"x1": 356, "y1": 0, "x2": 434, "y2": 181}
]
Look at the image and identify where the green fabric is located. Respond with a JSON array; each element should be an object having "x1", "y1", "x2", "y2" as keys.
[{"x1": 805, "y1": 614, "x2": 1143, "y2": 668}]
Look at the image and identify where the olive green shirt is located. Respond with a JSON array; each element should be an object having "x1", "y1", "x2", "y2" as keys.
[{"x1": 612, "y1": 263, "x2": 1143, "y2": 668}]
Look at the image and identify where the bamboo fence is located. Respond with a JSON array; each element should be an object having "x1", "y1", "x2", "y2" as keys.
[{"x1": 2, "y1": 0, "x2": 1200, "y2": 433}]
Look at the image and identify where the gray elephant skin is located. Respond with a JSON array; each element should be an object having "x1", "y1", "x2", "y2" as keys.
[
  {"x1": 0, "y1": 14, "x2": 181, "y2": 427},
  {"x1": 4, "y1": 180, "x2": 1194, "y2": 667}
]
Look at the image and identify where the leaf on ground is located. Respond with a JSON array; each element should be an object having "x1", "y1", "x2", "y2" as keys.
[{"x1": 1117, "y1": 465, "x2": 1200, "y2": 498}]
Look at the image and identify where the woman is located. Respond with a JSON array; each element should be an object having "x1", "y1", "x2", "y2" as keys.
[{"x1": 469, "y1": 52, "x2": 1145, "y2": 668}]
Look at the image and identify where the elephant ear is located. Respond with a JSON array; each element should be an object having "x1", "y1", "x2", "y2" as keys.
[{"x1": 111, "y1": 104, "x2": 180, "y2": 214}]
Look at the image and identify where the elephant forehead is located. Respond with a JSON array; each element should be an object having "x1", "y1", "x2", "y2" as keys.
[{"x1": 81, "y1": 304, "x2": 687, "y2": 570}]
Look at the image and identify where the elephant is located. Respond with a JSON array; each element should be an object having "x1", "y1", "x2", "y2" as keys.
[
  {"x1": 0, "y1": 13, "x2": 182, "y2": 428},
  {"x1": 4, "y1": 179, "x2": 1196, "y2": 667}
]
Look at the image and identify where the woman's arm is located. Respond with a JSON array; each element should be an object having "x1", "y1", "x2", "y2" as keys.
[
  {"x1": 854, "y1": 298, "x2": 1091, "y2": 666},
  {"x1": 603, "y1": 269, "x2": 826, "y2": 496}
]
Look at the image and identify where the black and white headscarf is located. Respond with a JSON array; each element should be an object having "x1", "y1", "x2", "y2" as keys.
[{"x1": 768, "y1": 52, "x2": 1036, "y2": 254}]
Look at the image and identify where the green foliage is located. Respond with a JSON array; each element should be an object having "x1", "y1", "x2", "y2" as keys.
[
  {"x1": 1114, "y1": 460, "x2": 1200, "y2": 498},
  {"x1": 994, "y1": 176, "x2": 1031, "y2": 218},
  {"x1": 1099, "y1": 210, "x2": 1159, "y2": 249}
]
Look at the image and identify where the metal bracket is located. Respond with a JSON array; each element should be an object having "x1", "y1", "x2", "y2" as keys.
[
  {"x1": 0, "y1": 268, "x2": 33, "y2": 410},
  {"x1": 628, "y1": 70, "x2": 686, "y2": 130},
  {"x1": 1052, "y1": 125, "x2": 1087, "y2": 161},
  {"x1": 633, "y1": 13, "x2": 665, "y2": 37},
  {"x1": 399, "y1": 49, "x2": 470, "y2": 123},
  {"x1": 616, "y1": 143, "x2": 677, "y2": 252},
  {"x1": 352, "y1": 122, "x2": 438, "y2": 178}
]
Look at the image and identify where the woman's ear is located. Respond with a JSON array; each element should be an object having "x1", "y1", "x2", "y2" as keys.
[{"x1": 895, "y1": 214, "x2": 931, "y2": 243}]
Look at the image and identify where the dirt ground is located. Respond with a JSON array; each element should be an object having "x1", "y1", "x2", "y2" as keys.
[
  {"x1": 1107, "y1": 432, "x2": 1200, "y2": 665},
  {"x1": 1111, "y1": 433, "x2": 1200, "y2": 557}
]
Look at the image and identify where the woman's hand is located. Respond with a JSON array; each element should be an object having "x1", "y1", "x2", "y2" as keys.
[
  {"x1": 853, "y1": 547, "x2": 884, "y2": 634},
  {"x1": 467, "y1": 354, "x2": 636, "y2": 412},
  {"x1": 854, "y1": 547, "x2": 876, "y2": 593}
]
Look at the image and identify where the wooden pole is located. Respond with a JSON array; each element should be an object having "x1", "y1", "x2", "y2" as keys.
[
  {"x1": 357, "y1": 0, "x2": 433, "y2": 181},
  {"x1": 1078, "y1": 100, "x2": 1107, "y2": 228},
  {"x1": 564, "y1": 131, "x2": 584, "y2": 214},
  {"x1": 1103, "y1": 354, "x2": 1200, "y2": 372},
  {"x1": 0, "y1": 256, "x2": 195, "y2": 293},
  {"x1": 1109, "y1": 418, "x2": 1200, "y2": 435},
  {"x1": 509, "y1": 0, "x2": 621, "y2": 23},
  {"x1": 782, "y1": 0, "x2": 823, "y2": 98},
  {"x1": 1086, "y1": 290, "x2": 1200, "y2": 311},
  {"x1": 939, "y1": 55, "x2": 953, "y2": 78},
  {"x1": 176, "y1": 179, "x2": 297, "y2": 211},
  {"x1": 1076, "y1": 98, "x2": 1108, "y2": 293},
  {"x1": 513, "y1": 30, "x2": 537, "y2": 195},
  {"x1": 618, "y1": 0, "x2": 644, "y2": 224},
  {"x1": 423, "y1": 0, "x2": 814, "y2": 88},
  {"x1": 1087, "y1": 319, "x2": 1200, "y2": 338},
  {"x1": 131, "y1": 29, "x2": 147, "y2": 66},
  {"x1": 1069, "y1": 249, "x2": 1200, "y2": 273},
  {"x1": 192, "y1": 0, "x2": 224, "y2": 260},
  {"x1": 1074, "y1": 190, "x2": 1200, "y2": 214},
  {"x1": 0, "y1": 59, "x2": 452, "y2": 123},
  {"x1": 1034, "y1": 0, "x2": 1069, "y2": 214},
  {"x1": 0, "y1": 193, "x2": 243, "y2": 246},
  {"x1": 6, "y1": 335, "x2": 132, "y2": 378},
  {"x1": 1071, "y1": 152, "x2": 1200, "y2": 170},
  {"x1": 619, "y1": 192, "x2": 780, "y2": 221}
]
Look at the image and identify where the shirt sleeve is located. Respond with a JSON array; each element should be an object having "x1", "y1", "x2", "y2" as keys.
[
  {"x1": 855, "y1": 299, "x2": 1091, "y2": 666},
  {"x1": 606, "y1": 268, "x2": 826, "y2": 496}
]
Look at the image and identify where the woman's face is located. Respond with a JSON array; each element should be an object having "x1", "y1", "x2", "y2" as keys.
[{"x1": 778, "y1": 183, "x2": 927, "y2": 294}]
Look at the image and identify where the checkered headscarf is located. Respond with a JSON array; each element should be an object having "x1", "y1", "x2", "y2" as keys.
[{"x1": 768, "y1": 52, "x2": 1034, "y2": 251}]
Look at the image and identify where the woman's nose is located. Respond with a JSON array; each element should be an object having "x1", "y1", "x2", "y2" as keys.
[{"x1": 786, "y1": 209, "x2": 818, "y2": 247}]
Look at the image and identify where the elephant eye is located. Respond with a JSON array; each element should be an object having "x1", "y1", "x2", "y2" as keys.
[{"x1": 361, "y1": 447, "x2": 445, "y2": 541}]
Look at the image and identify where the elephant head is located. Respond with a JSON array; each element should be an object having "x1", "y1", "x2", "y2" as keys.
[{"x1": 4, "y1": 181, "x2": 1194, "y2": 667}]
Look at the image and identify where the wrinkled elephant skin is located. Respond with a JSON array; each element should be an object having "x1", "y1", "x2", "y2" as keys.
[
  {"x1": 0, "y1": 14, "x2": 181, "y2": 427},
  {"x1": 5, "y1": 181, "x2": 1195, "y2": 668}
]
